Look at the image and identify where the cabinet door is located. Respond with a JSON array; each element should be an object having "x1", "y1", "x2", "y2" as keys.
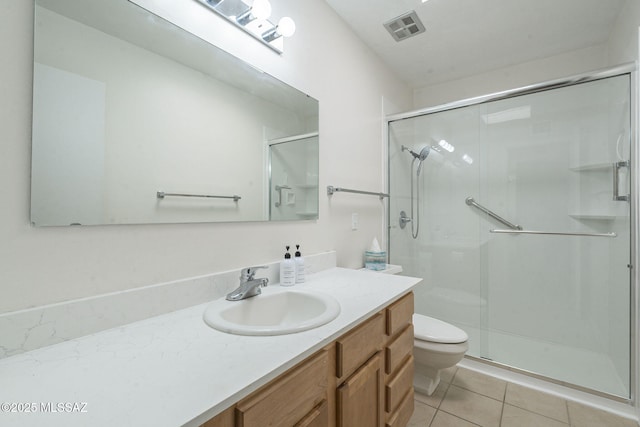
[{"x1": 337, "y1": 352, "x2": 383, "y2": 427}]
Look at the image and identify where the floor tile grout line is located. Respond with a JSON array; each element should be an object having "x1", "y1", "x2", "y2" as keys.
[
  {"x1": 436, "y1": 408, "x2": 484, "y2": 426},
  {"x1": 565, "y1": 400, "x2": 572, "y2": 426}
]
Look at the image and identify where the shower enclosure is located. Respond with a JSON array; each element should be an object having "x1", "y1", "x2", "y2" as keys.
[{"x1": 388, "y1": 67, "x2": 635, "y2": 399}]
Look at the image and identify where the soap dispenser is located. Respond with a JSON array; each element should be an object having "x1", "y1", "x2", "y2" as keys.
[
  {"x1": 280, "y1": 246, "x2": 296, "y2": 286},
  {"x1": 294, "y1": 244, "x2": 305, "y2": 284}
]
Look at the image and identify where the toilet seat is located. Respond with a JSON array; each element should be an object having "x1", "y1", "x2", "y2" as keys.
[{"x1": 413, "y1": 314, "x2": 468, "y2": 344}]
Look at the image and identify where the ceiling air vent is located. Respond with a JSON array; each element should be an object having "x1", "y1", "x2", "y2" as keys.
[{"x1": 383, "y1": 11, "x2": 425, "y2": 42}]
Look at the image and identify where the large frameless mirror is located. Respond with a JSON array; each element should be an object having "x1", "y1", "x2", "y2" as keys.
[{"x1": 31, "y1": 0, "x2": 319, "y2": 226}]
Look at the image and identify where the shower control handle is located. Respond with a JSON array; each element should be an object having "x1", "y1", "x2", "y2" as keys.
[{"x1": 399, "y1": 211, "x2": 411, "y2": 229}]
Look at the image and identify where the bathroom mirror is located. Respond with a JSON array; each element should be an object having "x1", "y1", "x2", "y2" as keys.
[{"x1": 30, "y1": 0, "x2": 319, "y2": 226}]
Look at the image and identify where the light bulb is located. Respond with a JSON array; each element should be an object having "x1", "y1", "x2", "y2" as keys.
[
  {"x1": 251, "y1": 0, "x2": 272, "y2": 20},
  {"x1": 277, "y1": 17, "x2": 296, "y2": 37}
]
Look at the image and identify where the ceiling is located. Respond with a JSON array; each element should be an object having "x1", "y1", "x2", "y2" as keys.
[{"x1": 324, "y1": 0, "x2": 626, "y2": 89}]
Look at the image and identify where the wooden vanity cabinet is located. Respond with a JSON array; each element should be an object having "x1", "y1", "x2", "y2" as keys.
[{"x1": 201, "y1": 292, "x2": 415, "y2": 427}]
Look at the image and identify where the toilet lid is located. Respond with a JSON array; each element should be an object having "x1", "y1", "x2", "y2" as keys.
[{"x1": 413, "y1": 314, "x2": 468, "y2": 344}]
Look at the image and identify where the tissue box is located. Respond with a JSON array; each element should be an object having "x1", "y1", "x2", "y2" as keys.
[{"x1": 364, "y1": 250, "x2": 387, "y2": 271}]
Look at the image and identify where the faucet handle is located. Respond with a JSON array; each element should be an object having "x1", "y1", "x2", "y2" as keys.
[{"x1": 240, "y1": 265, "x2": 268, "y2": 281}]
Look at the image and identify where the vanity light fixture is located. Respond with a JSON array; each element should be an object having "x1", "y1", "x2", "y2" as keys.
[
  {"x1": 196, "y1": 0, "x2": 296, "y2": 54},
  {"x1": 236, "y1": 0, "x2": 271, "y2": 25},
  {"x1": 262, "y1": 16, "x2": 296, "y2": 42}
]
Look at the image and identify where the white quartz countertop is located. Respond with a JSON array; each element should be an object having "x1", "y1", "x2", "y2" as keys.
[{"x1": 0, "y1": 268, "x2": 420, "y2": 427}]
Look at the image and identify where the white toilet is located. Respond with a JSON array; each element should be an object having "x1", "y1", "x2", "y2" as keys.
[{"x1": 413, "y1": 313, "x2": 469, "y2": 395}]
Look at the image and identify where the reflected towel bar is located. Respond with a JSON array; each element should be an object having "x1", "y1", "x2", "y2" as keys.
[
  {"x1": 490, "y1": 229, "x2": 617, "y2": 238},
  {"x1": 327, "y1": 186, "x2": 389, "y2": 199},
  {"x1": 157, "y1": 191, "x2": 241, "y2": 201},
  {"x1": 465, "y1": 197, "x2": 522, "y2": 230}
]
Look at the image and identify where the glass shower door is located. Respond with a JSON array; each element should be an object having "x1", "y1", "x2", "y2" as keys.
[{"x1": 479, "y1": 75, "x2": 631, "y2": 397}]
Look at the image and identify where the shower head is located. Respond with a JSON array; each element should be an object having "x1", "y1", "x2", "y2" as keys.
[
  {"x1": 416, "y1": 145, "x2": 430, "y2": 161},
  {"x1": 402, "y1": 145, "x2": 431, "y2": 161},
  {"x1": 402, "y1": 145, "x2": 430, "y2": 175}
]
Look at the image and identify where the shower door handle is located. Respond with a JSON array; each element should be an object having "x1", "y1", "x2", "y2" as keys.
[
  {"x1": 275, "y1": 185, "x2": 291, "y2": 207},
  {"x1": 613, "y1": 161, "x2": 630, "y2": 202}
]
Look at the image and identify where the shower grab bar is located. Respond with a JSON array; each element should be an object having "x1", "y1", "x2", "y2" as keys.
[
  {"x1": 490, "y1": 229, "x2": 617, "y2": 238},
  {"x1": 157, "y1": 191, "x2": 241, "y2": 201},
  {"x1": 327, "y1": 186, "x2": 389, "y2": 199},
  {"x1": 465, "y1": 197, "x2": 522, "y2": 230}
]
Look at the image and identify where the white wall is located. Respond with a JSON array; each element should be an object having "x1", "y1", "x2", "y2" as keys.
[
  {"x1": 413, "y1": 44, "x2": 609, "y2": 108},
  {"x1": 607, "y1": 0, "x2": 640, "y2": 66},
  {"x1": 0, "y1": 0, "x2": 411, "y2": 313},
  {"x1": 413, "y1": 0, "x2": 640, "y2": 109}
]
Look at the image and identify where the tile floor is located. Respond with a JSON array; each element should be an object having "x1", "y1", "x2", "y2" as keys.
[{"x1": 408, "y1": 366, "x2": 638, "y2": 427}]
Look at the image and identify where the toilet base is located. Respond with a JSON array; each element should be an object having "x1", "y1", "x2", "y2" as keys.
[{"x1": 414, "y1": 366, "x2": 441, "y2": 396}]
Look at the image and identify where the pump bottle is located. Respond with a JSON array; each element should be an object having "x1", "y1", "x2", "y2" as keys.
[
  {"x1": 294, "y1": 244, "x2": 305, "y2": 283},
  {"x1": 280, "y1": 246, "x2": 296, "y2": 286}
]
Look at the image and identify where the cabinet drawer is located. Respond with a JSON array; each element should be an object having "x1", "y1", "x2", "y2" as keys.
[
  {"x1": 294, "y1": 400, "x2": 328, "y2": 427},
  {"x1": 385, "y1": 324, "x2": 413, "y2": 375},
  {"x1": 336, "y1": 312, "x2": 384, "y2": 380},
  {"x1": 385, "y1": 388, "x2": 414, "y2": 427},
  {"x1": 386, "y1": 293, "x2": 414, "y2": 337},
  {"x1": 385, "y1": 355, "x2": 414, "y2": 413},
  {"x1": 236, "y1": 350, "x2": 329, "y2": 427}
]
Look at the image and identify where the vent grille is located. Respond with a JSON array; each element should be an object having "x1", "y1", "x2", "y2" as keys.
[{"x1": 383, "y1": 11, "x2": 426, "y2": 42}]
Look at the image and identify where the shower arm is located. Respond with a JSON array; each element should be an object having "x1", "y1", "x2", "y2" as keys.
[{"x1": 465, "y1": 197, "x2": 522, "y2": 230}]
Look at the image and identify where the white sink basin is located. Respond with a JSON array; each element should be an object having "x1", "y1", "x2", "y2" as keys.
[{"x1": 203, "y1": 289, "x2": 341, "y2": 336}]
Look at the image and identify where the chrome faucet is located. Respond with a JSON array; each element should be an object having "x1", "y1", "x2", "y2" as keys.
[{"x1": 226, "y1": 266, "x2": 269, "y2": 301}]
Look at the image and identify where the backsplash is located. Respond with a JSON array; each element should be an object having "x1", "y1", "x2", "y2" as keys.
[{"x1": 0, "y1": 251, "x2": 337, "y2": 359}]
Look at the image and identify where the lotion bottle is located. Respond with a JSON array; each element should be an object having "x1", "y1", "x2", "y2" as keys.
[
  {"x1": 280, "y1": 246, "x2": 296, "y2": 286},
  {"x1": 294, "y1": 244, "x2": 305, "y2": 284}
]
